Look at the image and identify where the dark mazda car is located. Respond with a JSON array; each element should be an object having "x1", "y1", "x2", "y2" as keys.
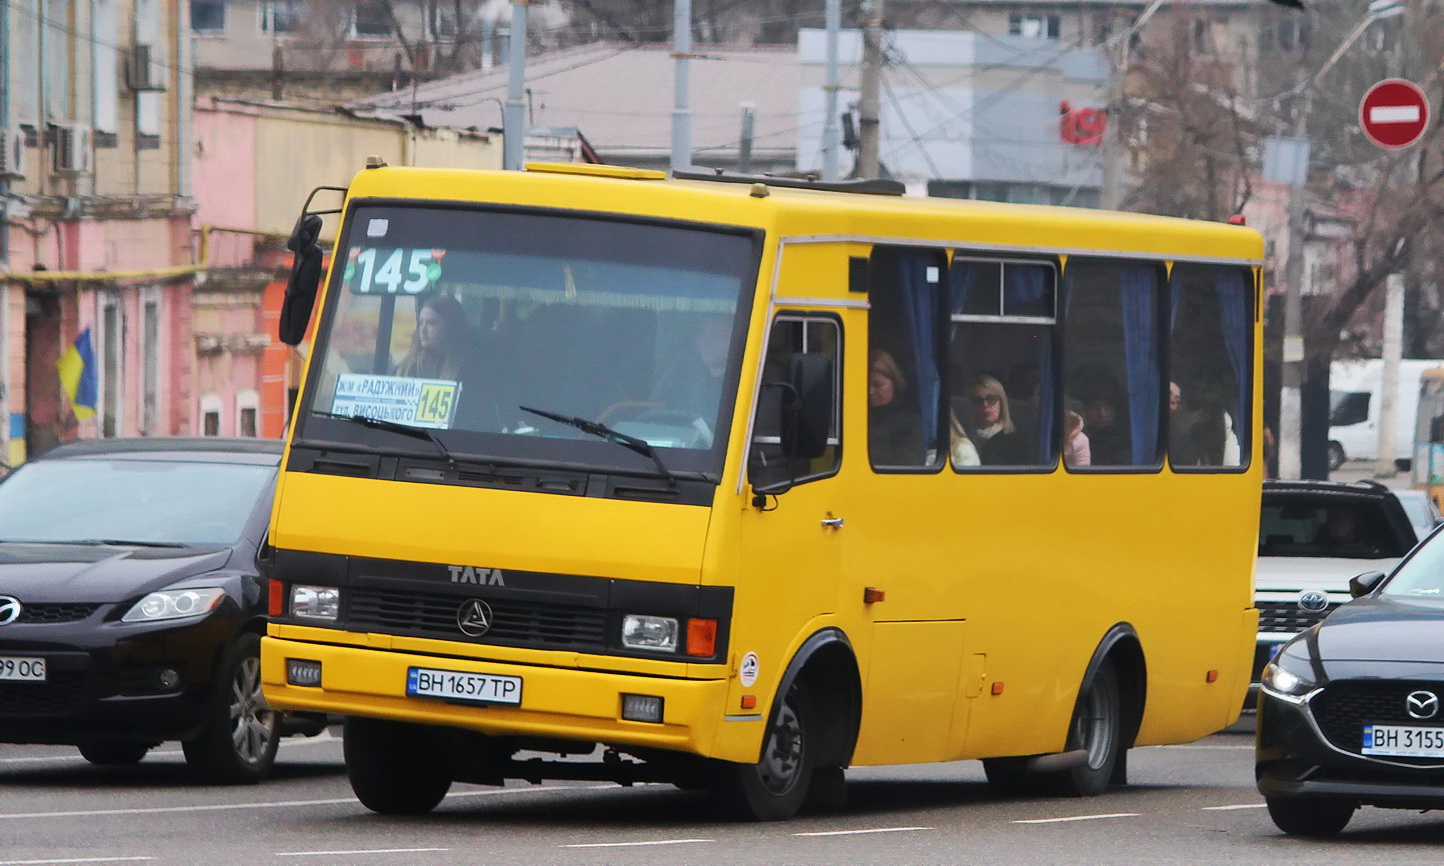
[
  {"x1": 1256, "y1": 516, "x2": 1444, "y2": 836},
  {"x1": 0, "y1": 438, "x2": 317, "y2": 782}
]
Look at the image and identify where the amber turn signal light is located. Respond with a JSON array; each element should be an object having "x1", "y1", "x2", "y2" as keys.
[{"x1": 686, "y1": 618, "x2": 717, "y2": 657}]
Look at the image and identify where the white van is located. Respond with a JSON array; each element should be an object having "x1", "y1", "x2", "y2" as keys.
[{"x1": 1328, "y1": 358, "x2": 1444, "y2": 469}]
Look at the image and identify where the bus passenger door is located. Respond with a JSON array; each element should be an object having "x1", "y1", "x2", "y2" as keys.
[{"x1": 733, "y1": 314, "x2": 846, "y2": 730}]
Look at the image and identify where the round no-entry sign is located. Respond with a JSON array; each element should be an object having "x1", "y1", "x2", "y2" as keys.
[{"x1": 1359, "y1": 79, "x2": 1430, "y2": 149}]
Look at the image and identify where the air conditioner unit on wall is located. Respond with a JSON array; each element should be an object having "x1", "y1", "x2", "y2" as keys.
[
  {"x1": 126, "y1": 44, "x2": 166, "y2": 92},
  {"x1": 0, "y1": 128, "x2": 26, "y2": 179},
  {"x1": 51, "y1": 124, "x2": 93, "y2": 174}
]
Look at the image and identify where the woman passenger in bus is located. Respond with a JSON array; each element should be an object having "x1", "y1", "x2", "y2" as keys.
[
  {"x1": 395, "y1": 293, "x2": 467, "y2": 381},
  {"x1": 967, "y1": 375, "x2": 1028, "y2": 465},
  {"x1": 868, "y1": 349, "x2": 924, "y2": 466},
  {"x1": 949, "y1": 411, "x2": 981, "y2": 467}
]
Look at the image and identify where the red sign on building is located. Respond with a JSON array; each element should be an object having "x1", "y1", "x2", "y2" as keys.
[
  {"x1": 1359, "y1": 79, "x2": 1430, "y2": 150},
  {"x1": 1060, "y1": 101, "x2": 1106, "y2": 146}
]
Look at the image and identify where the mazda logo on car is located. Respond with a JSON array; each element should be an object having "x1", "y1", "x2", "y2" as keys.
[
  {"x1": 0, "y1": 596, "x2": 20, "y2": 626},
  {"x1": 1297, "y1": 591, "x2": 1329, "y2": 613},
  {"x1": 457, "y1": 599, "x2": 493, "y2": 637},
  {"x1": 1406, "y1": 690, "x2": 1440, "y2": 720}
]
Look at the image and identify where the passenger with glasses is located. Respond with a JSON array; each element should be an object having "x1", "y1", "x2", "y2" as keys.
[{"x1": 966, "y1": 375, "x2": 1028, "y2": 465}]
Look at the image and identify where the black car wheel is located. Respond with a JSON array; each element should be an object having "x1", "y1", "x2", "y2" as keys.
[
  {"x1": 1266, "y1": 796, "x2": 1355, "y2": 837},
  {"x1": 344, "y1": 716, "x2": 452, "y2": 814},
  {"x1": 182, "y1": 631, "x2": 280, "y2": 784},
  {"x1": 1327, "y1": 441, "x2": 1345, "y2": 471},
  {"x1": 78, "y1": 742, "x2": 151, "y2": 765}
]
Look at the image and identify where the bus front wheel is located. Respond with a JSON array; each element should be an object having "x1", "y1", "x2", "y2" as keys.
[
  {"x1": 344, "y1": 716, "x2": 452, "y2": 814},
  {"x1": 710, "y1": 680, "x2": 816, "y2": 821}
]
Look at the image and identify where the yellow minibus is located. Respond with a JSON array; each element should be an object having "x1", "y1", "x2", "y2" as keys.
[{"x1": 262, "y1": 159, "x2": 1262, "y2": 820}]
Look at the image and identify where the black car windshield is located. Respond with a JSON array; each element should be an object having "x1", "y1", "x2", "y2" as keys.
[
  {"x1": 298, "y1": 204, "x2": 757, "y2": 478},
  {"x1": 1383, "y1": 529, "x2": 1444, "y2": 598},
  {"x1": 0, "y1": 459, "x2": 272, "y2": 546}
]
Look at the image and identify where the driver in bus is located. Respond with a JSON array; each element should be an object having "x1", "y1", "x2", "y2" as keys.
[{"x1": 395, "y1": 293, "x2": 467, "y2": 381}]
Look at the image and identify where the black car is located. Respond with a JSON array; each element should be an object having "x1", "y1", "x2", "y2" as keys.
[
  {"x1": 1256, "y1": 517, "x2": 1444, "y2": 836},
  {"x1": 0, "y1": 438, "x2": 318, "y2": 782}
]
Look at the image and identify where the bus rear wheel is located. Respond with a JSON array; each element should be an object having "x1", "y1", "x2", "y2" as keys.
[
  {"x1": 710, "y1": 680, "x2": 816, "y2": 821},
  {"x1": 1049, "y1": 662, "x2": 1123, "y2": 797},
  {"x1": 344, "y1": 716, "x2": 452, "y2": 814}
]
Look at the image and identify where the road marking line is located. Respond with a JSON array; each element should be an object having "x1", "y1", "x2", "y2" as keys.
[
  {"x1": 795, "y1": 827, "x2": 933, "y2": 837},
  {"x1": 1013, "y1": 813, "x2": 1140, "y2": 824},
  {"x1": 276, "y1": 849, "x2": 449, "y2": 857},
  {"x1": 0, "y1": 784, "x2": 588, "y2": 820},
  {"x1": 561, "y1": 840, "x2": 713, "y2": 849},
  {"x1": 0, "y1": 859, "x2": 155, "y2": 865},
  {"x1": 1202, "y1": 804, "x2": 1266, "y2": 811},
  {"x1": 0, "y1": 734, "x2": 336, "y2": 765}
]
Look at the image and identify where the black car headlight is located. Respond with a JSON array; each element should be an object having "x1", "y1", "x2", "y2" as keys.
[
  {"x1": 122, "y1": 587, "x2": 227, "y2": 623},
  {"x1": 1260, "y1": 652, "x2": 1320, "y2": 702}
]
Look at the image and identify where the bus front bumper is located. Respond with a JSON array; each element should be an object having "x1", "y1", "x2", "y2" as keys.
[{"x1": 260, "y1": 635, "x2": 733, "y2": 757}]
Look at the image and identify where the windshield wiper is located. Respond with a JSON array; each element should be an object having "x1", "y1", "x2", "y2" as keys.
[
  {"x1": 519, "y1": 405, "x2": 675, "y2": 486},
  {"x1": 75, "y1": 539, "x2": 188, "y2": 548},
  {"x1": 313, "y1": 410, "x2": 457, "y2": 469}
]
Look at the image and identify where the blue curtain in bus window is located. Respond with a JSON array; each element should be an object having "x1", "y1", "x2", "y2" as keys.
[
  {"x1": 1217, "y1": 268, "x2": 1250, "y2": 447},
  {"x1": 1120, "y1": 265, "x2": 1159, "y2": 463},
  {"x1": 1005, "y1": 264, "x2": 1054, "y2": 462},
  {"x1": 900, "y1": 253, "x2": 940, "y2": 441},
  {"x1": 949, "y1": 260, "x2": 982, "y2": 316}
]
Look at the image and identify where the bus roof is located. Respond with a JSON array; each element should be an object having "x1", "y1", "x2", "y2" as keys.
[{"x1": 341, "y1": 163, "x2": 1264, "y2": 265}]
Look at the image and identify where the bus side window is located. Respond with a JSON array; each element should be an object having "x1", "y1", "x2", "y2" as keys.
[
  {"x1": 868, "y1": 247, "x2": 945, "y2": 471},
  {"x1": 750, "y1": 316, "x2": 842, "y2": 490},
  {"x1": 948, "y1": 257, "x2": 1058, "y2": 470},
  {"x1": 1062, "y1": 259, "x2": 1166, "y2": 469},
  {"x1": 1169, "y1": 264, "x2": 1252, "y2": 470}
]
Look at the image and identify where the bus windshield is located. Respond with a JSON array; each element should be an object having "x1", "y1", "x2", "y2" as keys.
[{"x1": 298, "y1": 204, "x2": 758, "y2": 479}]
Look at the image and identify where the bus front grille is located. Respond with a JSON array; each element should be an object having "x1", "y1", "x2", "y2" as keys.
[{"x1": 346, "y1": 588, "x2": 609, "y2": 651}]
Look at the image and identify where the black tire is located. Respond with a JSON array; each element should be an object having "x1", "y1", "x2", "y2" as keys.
[
  {"x1": 1266, "y1": 796, "x2": 1355, "y2": 837},
  {"x1": 344, "y1": 716, "x2": 452, "y2": 815},
  {"x1": 710, "y1": 680, "x2": 816, "y2": 821},
  {"x1": 1047, "y1": 662, "x2": 1123, "y2": 797},
  {"x1": 182, "y1": 631, "x2": 280, "y2": 784},
  {"x1": 1327, "y1": 442, "x2": 1345, "y2": 471},
  {"x1": 78, "y1": 742, "x2": 151, "y2": 766}
]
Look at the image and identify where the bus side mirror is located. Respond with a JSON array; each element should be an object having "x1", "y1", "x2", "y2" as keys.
[
  {"x1": 1349, "y1": 570, "x2": 1386, "y2": 598},
  {"x1": 278, "y1": 213, "x2": 324, "y2": 346},
  {"x1": 780, "y1": 353, "x2": 833, "y2": 459}
]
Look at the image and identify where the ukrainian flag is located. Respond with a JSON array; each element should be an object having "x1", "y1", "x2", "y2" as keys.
[{"x1": 56, "y1": 327, "x2": 97, "y2": 421}]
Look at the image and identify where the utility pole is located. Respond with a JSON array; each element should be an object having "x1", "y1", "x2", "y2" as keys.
[
  {"x1": 821, "y1": 0, "x2": 841, "y2": 180},
  {"x1": 1376, "y1": 272, "x2": 1405, "y2": 477},
  {"x1": 856, "y1": 0, "x2": 883, "y2": 179},
  {"x1": 738, "y1": 103, "x2": 756, "y2": 173},
  {"x1": 671, "y1": 0, "x2": 693, "y2": 173},
  {"x1": 503, "y1": 1, "x2": 529, "y2": 171},
  {"x1": 1277, "y1": 102, "x2": 1310, "y2": 481}
]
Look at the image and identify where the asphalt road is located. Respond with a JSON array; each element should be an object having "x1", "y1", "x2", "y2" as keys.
[{"x1": 3, "y1": 722, "x2": 1444, "y2": 865}]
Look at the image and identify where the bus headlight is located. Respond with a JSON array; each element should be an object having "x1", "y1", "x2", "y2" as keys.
[
  {"x1": 621, "y1": 614, "x2": 679, "y2": 652},
  {"x1": 291, "y1": 585, "x2": 341, "y2": 621}
]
